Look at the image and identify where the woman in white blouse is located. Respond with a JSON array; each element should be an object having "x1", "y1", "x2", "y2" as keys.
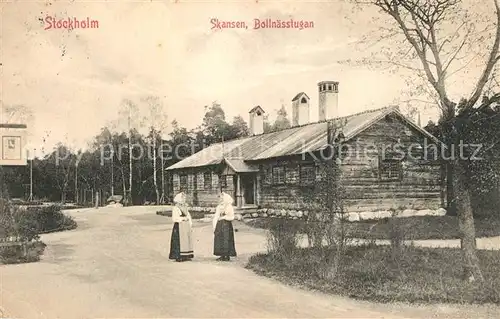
[
  {"x1": 169, "y1": 192, "x2": 194, "y2": 262},
  {"x1": 213, "y1": 192, "x2": 237, "y2": 261}
]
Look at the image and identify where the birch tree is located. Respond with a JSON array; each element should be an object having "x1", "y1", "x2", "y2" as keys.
[
  {"x1": 141, "y1": 96, "x2": 168, "y2": 205},
  {"x1": 352, "y1": 0, "x2": 500, "y2": 283},
  {"x1": 113, "y1": 99, "x2": 143, "y2": 206}
]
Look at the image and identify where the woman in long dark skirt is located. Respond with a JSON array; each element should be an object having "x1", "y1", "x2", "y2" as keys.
[
  {"x1": 213, "y1": 192, "x2": 237, "y2": 261},
  {"x1": 169, "y1": 192, "x2": 194, "y2": 262}
]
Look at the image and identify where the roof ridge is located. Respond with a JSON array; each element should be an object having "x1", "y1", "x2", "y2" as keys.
[
  {"x1": 165, "y1": 105, "x2": 412, "y2": 171},
  {"x1": 269, "y1": 105, "x2": 396, "y2": 131},
  {"x1": 197, "y1": 106, "x2": 396, "y2": 147},
  {"x1": 335, "y1": 105, "x2": 395, "y2": 120}
]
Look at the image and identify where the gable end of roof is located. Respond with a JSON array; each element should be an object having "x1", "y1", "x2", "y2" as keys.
[
  {"x1": 292, "y1": 92, "x2": 310, "y2": 102},
  {"x1": 249, "y1": 106, "x2": 265, "y2": 114}
]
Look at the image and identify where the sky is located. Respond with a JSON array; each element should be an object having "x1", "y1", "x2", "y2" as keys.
[{"x1": 1, "y1": 0, "x2": 496, "y2": 156}]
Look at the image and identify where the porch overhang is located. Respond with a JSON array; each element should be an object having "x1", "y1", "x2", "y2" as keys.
[{"x1": 223, "y1": 158, "x2": 259, "y2": 173}]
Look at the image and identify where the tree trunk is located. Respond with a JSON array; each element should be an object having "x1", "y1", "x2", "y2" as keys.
[
  {"x1": 95, "y1": 191, "x2": 99, "y2": 209},
  {"x1": 161, "y1": 157, "x2": 165, "y2": 204},
  {"x1": 110, "y1": 159, "x2": 114, "y2": 196},
  {"x1": 442, "y1": 101, "x2": 484, "y2": 283},
  {"x1": 128, "y1": 133, "x2": 133, "y2": 206},
  {"x1": 0, "y1": 166, "x2": 6, "y2": 199},
  {"x1": 120, "y1": 167, "x2": 127, "y2": 200},
  {"x1": 453, "y1": 160, "x2": 484, "y2": 283},
  {"x1": 153, "y1": 136, "x2": 160, "y2": 204},
  {"x1": 75, "y1": 165, "x2": 79, "y2": 205},
  {"x1": 446, "y1": 161, "x2": 456, "y2": 215}
]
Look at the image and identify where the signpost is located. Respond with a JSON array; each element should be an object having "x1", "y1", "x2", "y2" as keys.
[
  {"x1": 0, "y1": 123, "x2": 28, "y2": 166},
  {"x1": 0, "y1": 123, "x2": 28, "y2": 255},
  {"x1": 0, "y1": 123, "x2": 28, "y2": 200}
]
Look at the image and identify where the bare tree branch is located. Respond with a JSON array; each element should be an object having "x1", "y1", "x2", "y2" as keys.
[
  {"x1": 442, "y1": 27, "x2": 472, "y2": 74},
  {"x1": 467, "y1": 0, "x2": 500, "y2": 108}
]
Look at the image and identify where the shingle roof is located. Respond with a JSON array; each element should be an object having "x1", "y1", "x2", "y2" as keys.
[
  {"x1": 292, "y1": 92, "x2": 310, "y2": 102},
  {"x1": 248, "y1": 106, "x2": 265, "y2": 114},
  {"x1": 224, "y1": 158, "x2": 259, "y2": 172},
  {"x1": 166, "y1": 106, "x2": 439, "y2": 170}
]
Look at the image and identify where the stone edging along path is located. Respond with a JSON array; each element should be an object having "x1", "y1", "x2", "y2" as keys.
[
  {"x1": 237, "y1": 208, "x2": 448, "y2": 221},
  {"x1": 293, "y1": 235, "x2": 500, "y2": 251},
  {"x1": 187, "y1": 206, "x2": 447, "y2": 221}
]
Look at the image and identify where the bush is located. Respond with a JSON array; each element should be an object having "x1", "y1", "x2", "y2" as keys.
[
  {"x1": 0, "y1": 201, "x2": 73, "y2": 264},
  {"x1": 266, "y1": 218, "x2": 301, "y2": 257},
  {"x1": 1, "y1": 202, "x2": 77, "y2": 239},
  {"x1": 26, "y1": 205, "x2": 78, "y2": 233},
  {"x1": 0, "y1": 241, "x2": 46, "y2": 264}
]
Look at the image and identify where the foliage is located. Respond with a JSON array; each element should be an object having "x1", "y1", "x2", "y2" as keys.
[
  {"x1": 247, "y1": 245, "x2": 500, "y2": 304},
  {"x1": 262, "y1": 121, "x2": 351, "y2": 279},
  {"x1": 2, "y1": 101, "x2": 255, "y2": 205},
  {"x1": 271, "y1": 105, "x2": 291, "y2": 132},
  {"x1": 1, "y1": 202, "x2": 76, "y2": 239},
  {"x1": 0, "y1": 241, "x2": 46, "y2": 264},
  {"x1": 264, "y1": 105, "x2": 292, "y2": 133},
  {"x1": 2, "y1": 99, "x2": 297, "y2": 205},
  {"x1": 266, "y1": 218, "x2": 301, "y2": 257},
  {"x1": 26, "y1": 205, "x2": 78, "y2": 234},
  {"x1": 200, "y1": 102, "x2": 251, "y2": 145},
  {"x1": 0, "y1": 200, "x2": 75, "y2": 264},
  {"x1": 424, "y1": 101, "x2": 500, "y2": 218},
  {"x1": 0, "y1": 199, "x2": 39, "y2": 241},
  {"x1": 352, "y1": 0, "x2": 500, "y2": 283}
]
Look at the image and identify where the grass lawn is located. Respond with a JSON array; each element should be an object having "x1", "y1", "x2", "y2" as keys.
[
  {"x1": 246, "y1": 245, "x2": 500, "y2": 304},
  {"x1": 246, "y1": 216, "x2": 500, "y2": 240}
]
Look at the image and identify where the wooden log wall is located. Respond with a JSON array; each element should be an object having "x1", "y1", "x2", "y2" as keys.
[
  {"x1": 257, "y1": 114, "x2": 443, "y2": 212},
  {"x1": 171, "y1": 167, "x2": 234, "y2": 206}
]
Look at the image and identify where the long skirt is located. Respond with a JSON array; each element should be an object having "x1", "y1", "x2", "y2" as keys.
[
  {"x1": 213, "y1": 220, "x2": 237, "y2": 257},
  {"x1": 169, "y1": 221, "x2": 194, "y2": 259}
]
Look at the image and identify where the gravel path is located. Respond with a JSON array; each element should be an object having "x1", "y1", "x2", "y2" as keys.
[{"x1": 1, "y1": 206, "x2": 498, "y2": 318}]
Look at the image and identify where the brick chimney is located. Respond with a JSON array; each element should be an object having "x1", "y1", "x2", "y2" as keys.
[
  {"x1": 249, "y1": 106, "x2": 265, "y2": 135},
  {"x1": 318, "y1": 81, "x2": 339, "y2": 121},
  {"x1": 292, "y1": 92, "x2": 310, "y2": 126}
]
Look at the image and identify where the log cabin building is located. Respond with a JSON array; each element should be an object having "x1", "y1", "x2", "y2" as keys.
[{"x1": 166, "y1": 81, "x2": 445, "y2": 213}]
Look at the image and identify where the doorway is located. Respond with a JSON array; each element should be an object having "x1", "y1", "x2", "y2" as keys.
[
  {"x1": 240, "y1": 174, "x2": 255, "y2": 205},
  {"x1": 192, "y1": 175, "x2": 199, "y2": 206}
]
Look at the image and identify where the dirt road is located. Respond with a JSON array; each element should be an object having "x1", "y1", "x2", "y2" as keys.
[{"x1": 1, "y1": 206, "x2": 498, "y2": 318}]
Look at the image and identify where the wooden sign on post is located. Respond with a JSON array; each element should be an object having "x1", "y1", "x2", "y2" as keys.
[{"x1": 0, "y1": 123, "x2": 28, "y2": 166}]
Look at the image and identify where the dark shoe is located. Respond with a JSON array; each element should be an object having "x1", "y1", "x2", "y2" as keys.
[
  {"x1": 223, "y1": 256, "x2": 230, "y2": 261},
  {"x1": 175, "y1": 258, "x2": 183, "y2": 262},
  {"x1": 216, "y1": 256, "x2": 225, "y2": 261}
]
